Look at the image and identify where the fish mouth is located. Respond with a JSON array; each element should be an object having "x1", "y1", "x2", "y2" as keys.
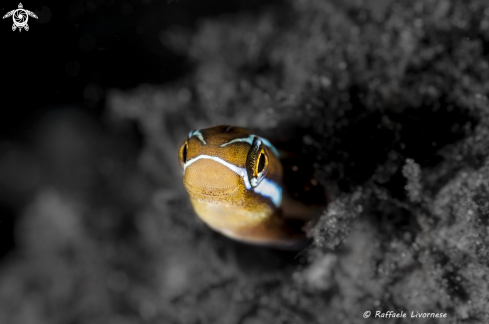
[
  {"x1": 183, "y1": 158, "x2": 242, "y2": 199},
  {"x1": 183, "y1": 181, "x2": 239, "y2": 198}
]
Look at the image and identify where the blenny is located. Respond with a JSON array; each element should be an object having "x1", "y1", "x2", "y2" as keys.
[{"x1": 179, "y1": 125, "x2": 318, "y2": 249}]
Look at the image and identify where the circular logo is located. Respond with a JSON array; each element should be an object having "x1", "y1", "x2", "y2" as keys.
[
  {"x1": 363, "y1": 311, "x2": 371, "y2": 318},
  {"x1": 14, "y1": 10, "x2": 27, "y2": 26}
]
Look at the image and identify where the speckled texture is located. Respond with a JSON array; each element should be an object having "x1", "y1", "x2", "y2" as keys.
[{"x1": 1, "y1": 0, "x2": 489, "y2": 323}]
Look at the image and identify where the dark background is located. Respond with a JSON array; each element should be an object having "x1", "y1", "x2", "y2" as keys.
[
  {"x1": 0, "y1": 0, "x2": 278, "y2": 258},
  {"x1": 1, "y1": 0, "x2": 278, "y2": 138}
]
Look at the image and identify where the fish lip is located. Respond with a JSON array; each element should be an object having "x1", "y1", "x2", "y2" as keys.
[{"x1": 183, "y1": 181, "x2": 239, "y2": 198}]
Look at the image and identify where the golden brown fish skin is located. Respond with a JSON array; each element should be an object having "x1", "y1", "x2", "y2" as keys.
[{"x1": 179, "y1": 125, "x2": 309, "y2": 249}]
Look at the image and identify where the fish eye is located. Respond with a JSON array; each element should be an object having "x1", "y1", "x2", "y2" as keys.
[
  {"x1": 246, "y1": 138, "x2": 269, "y2": 188},
  {"x1": 257, "y1": 151, "x2": 267, "y2": 174},
  {"x1": 178, "y1": 141, "x2": 188, "y2": 169}
]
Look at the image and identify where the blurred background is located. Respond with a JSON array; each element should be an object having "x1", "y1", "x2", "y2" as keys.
[
  {"x1": 0, "y1": 0, "x2": 278, "y2": 260},
  {"x1": 1, "y1": 0, "x2": 489, "y2": 323}
]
